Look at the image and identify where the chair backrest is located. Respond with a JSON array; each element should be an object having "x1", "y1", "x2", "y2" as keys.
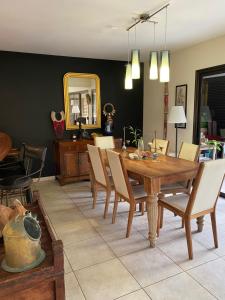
[
  {"x1": 178, "y1": 142, "x2": 200, "y2": 162},
  {"x1": 23, "y1": 144, "x2": 47, "y2": 178},
  {"x1": 150, "y1": 139, "x2": 169, "y2": 155},
  {"x1": 94, "y1": 136, "x2": 115, "y2": 149},
  {"x1": 87, "y1": 144, "x2": 108, "y2": 187},
  {"x1": 188, "y1": 159, "x2": 225, "y2": 215},
  {"x1": 106, "y1": 150, "x2": 132, "y2": 201}
]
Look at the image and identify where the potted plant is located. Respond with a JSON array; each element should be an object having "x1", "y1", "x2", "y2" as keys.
[{"x1": 128, "y1": 126, "x2": 142, "y2": 147}]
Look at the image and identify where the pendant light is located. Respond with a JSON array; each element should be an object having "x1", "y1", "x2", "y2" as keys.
[
  {"x1": 131, "y1": 25, "x2": 140, "y2": 79},
  {"x1": 149, "y1": 22, "x2": 158, "y2": 80},
  {"x1": 160, "y1": 6, "x2": 170, "y2": 82},
  {"x1": 124, "y1": 30, "x2": 133, "y2": 90}
]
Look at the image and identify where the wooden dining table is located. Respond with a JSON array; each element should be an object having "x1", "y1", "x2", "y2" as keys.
[{"x1": 107, "y1": 148, "x2": 200, "y2": 248}]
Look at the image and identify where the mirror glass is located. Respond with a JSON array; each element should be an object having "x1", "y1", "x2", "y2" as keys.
[{"x1": 63, "y1": 73, "x2": 101, "y2": 130}]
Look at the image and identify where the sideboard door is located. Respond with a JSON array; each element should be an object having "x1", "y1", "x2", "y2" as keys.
[
  {"x1": 78, "y1": 152, "x2": 90, "y2": 176},
  {"x1": 63, "y1": 151, "x2": 79, "y2": 177}
]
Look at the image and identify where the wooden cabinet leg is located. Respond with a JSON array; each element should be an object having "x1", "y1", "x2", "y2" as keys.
[{"x1": 197, "y1": 216, "x2": 204, "y2": 232}]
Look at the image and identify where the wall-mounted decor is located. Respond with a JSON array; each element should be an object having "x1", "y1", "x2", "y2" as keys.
[
  {"x1": 175, "y1": 84, "x2": 187, "y2": 128},
  {"x1": 103, "y1": 103, "x2": 116, "y2": 135},
  {"x1": 63, "y1": 72, "x2": 101, "y2": 130},
  {"x1": 51, "y1": 111, "x2": 65, "y2": 138}
]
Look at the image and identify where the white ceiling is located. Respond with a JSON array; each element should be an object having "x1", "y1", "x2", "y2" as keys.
[{"x1": 1, "y1": 0, "x2": 225, "y2": 61}]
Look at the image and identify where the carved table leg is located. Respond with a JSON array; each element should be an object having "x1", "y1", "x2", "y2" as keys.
[
  {"x1": 197, "y1": 216, "x2": 204, "y2": 232},
  {"x1": 144, "y1": 177, "x2": 160, "y2": 248}
]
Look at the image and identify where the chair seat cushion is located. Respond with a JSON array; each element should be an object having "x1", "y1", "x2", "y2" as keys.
[
  {"x1": 160, "y1": 194, "x2": 189, "y2": 212},
  {"x1": 0, "y1": 176, "x2": 32, "y2": 190},
  {"x1": 132, "y1": 184, "x2": 147, "y2": 200}
]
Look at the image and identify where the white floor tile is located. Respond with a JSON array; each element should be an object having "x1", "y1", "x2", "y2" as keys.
[{"x1": 75, "y1": 259, "x2": 140, "y2": 300}]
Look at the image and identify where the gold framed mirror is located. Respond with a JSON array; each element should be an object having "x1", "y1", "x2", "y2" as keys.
[{"x1": 63, "y1": 72, "x2": 101, "y2": 130}]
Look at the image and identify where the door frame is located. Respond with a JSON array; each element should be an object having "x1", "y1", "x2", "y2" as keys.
[{"x1": 193, "y1": 64, "x2": 225, "y2": 144}]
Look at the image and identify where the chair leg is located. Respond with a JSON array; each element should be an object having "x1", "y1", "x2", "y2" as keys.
[
  {"x1": 181, "y1": 218, "x2": 184, "y2": 228},
  {"x1": 210, "y1": 212, "x2": 218, "y2": 248},
  {"x1": 5, "y1": 192, "x2": 8, "y2": 207},
  {"x1": 126, "y1": 204, "x2": 135, "y2": 238},
  {"x1": 140, "y1": 202, "x2": 145, "y2": 215},
  {"x1": 160, "y1": 206, "x2": 164, "y2": 228},
  {"x1": 184, "y1": 218, "x2": 193, "y2": 260},
  {"x1": 112, "y1": 193, "x2": 119, "y2": 224},
  {"x1": 138, "y1": 202, "x2": 142, "y2": 213},
  {"x1": 104, "y1": 189, "x2": 111, "y2": 219},
  {"x1": 92, "y1": 183, "x2": 97, "y2": 209}
]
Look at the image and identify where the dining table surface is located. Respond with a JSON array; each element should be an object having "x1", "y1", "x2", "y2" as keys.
[{"x1": 103, "y1": 148, "x2": 200, "y2": 248}]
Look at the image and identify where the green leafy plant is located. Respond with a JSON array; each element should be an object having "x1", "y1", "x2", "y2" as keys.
[
  {"x1": 128, "y1": 126, "x2": 142, "y2": 147},
  {"x1": 206, "y1": 140, "x2": 222, "y2": 151}
]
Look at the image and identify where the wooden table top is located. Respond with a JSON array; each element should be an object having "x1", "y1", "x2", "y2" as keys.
[{"x1": 108, "y1": 148, "x2": 200, "y2": 185}]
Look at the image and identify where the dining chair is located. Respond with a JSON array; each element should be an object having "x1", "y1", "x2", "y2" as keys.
[
  {"x1": 0, "y1": 144, "x2": 47, "y2": 205},
  {"x1": 161, "y1": 142, "x2": 200, "y2": 195},
  {"x1": 87, "y1": 144, "x2": 113, "y2": 218},
  {"x1": 148, "y1": 138, "x2": 169, "y2": 155},
  {"x1": 157, "y1": 158, "x2": 225, "y2": 259},
  {"x1": 106, "y1": 150, "x2": 147, "y2": 238},
  {"x1": 94, "y1": 136, "x2": 115, "y2": 149}
]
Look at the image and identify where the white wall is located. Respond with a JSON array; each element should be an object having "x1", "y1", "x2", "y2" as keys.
[{"x1": 143, "y1": 34, "x2": 225, "y2": 152}]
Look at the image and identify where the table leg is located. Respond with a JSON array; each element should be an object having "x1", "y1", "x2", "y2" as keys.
[
  {"x1": 197, "y1": 216, "x2": 204, "y2": 232},
  {"x1": 146, "y1": 193, "x2": 158, "y2": 247},
  {"x1": 144, "y1": 177, "x2": 160, "y2": 248}
]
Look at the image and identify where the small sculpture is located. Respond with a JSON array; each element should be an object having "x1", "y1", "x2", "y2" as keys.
[
  {"x1": 0, "y1": 199, "x2": 27, "y2": 237},
  {"x1": 103, "y1": 103, "x2": 116, "y2": 135}
]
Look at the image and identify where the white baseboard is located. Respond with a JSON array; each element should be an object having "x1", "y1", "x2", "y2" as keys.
[{"x1": 33, "y1": 176, "x2": 55, "y2": 182}]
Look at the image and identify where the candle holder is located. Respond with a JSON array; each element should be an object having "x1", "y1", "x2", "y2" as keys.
[
  {"x1": 122, "y1": 126, "x2": 127, "y2": 150},
  {"x1": 148, "y1": 130, "x2": 163, "y2": 161}
]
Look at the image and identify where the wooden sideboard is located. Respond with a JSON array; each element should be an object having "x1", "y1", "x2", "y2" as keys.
[{"x1": 54, "y1": 138, "x2": 122, "y2": 185}]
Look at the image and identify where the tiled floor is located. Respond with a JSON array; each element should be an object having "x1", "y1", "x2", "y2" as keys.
[{"x1": 36, "y1": 180, "x2": 225, "y2": 300}]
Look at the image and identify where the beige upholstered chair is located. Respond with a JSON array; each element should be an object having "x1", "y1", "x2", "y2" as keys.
[
  {"x1": 157, "y1": 159, "x2": 225, "y2": 259},
  {"x1": 94, "y1": 136, "x2": 115, "y2": 149},
  {"x1": 148, "y1": 138, "x2": 169, "y2": 155},
  {"x1": 179, "y1": 142, "x2": 200, "y2": 161},
  {"x1": 106, "y1": 150, "x2": 147, "y2": 238},
  {"x1": 87, "y1": 144, "x2": 113, "y2": 218},
  {"x1": 161, "y1": 142, "x2": 200, "y2": 195}
]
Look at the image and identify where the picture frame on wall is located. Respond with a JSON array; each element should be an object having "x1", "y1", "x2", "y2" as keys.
[{"x1": 175, "y1": 84, "x2": 187, "y2": 128}]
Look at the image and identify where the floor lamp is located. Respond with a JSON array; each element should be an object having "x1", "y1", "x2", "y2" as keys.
[{"x1": 168, "y1": 106, "x2": 187, "y2": 157}]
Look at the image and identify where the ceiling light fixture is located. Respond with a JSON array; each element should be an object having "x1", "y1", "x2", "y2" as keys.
[
  {"x1": 160, "y1": 6, "x2": 170, "y2": 82},
  {"x1": 125, "y1": 30, "x2": 133, "y2": 90},
  {"x1": 149, "y1": 22, "x2": 158, "y2": 80},
  {"x1": 124, "y1": 2, "x2": 170, "y2": 89},
  {"x1": 131, "y1": 26, "x2": 140, "y2": 79}
]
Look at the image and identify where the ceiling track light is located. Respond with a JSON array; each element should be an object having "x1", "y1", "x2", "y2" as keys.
[{"x1": 124, "y1": 2, "x2": 170, "y2": 89}]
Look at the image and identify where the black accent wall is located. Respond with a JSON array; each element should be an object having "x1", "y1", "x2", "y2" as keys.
[{"x1": 0, "y1": 51, "x2": 143, "y2": 176}]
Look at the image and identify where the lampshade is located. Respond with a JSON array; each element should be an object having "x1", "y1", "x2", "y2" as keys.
[
  {"x1": 131, "y1": 49, "x2": 140, "y2": 79},
  {"x1": 149, "y1": 51, "x2": 158, "y2": 80},
  {"x1": 160, "y1": 50, "x2": 170, "y2": 82},
  {"x1": 168, "y1": 106, "x2": 187, "y2": 124},
  {"x1": 124, "y1": 64, "x2": 133, "y2": 90},
  {"x1": 72, "y1": 105, "x2": 80, "y2": 114}
]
